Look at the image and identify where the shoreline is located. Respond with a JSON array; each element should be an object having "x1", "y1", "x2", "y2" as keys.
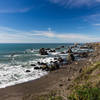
[{"x1": 0, "y1": 43, "x2": 99, "y2": 100}]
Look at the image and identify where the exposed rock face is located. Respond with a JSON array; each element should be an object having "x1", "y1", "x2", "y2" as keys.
[
  {"x1": 50, "y1": 61, "x2": 60, "y2": 71},
  {"x1": 30, "y1": 64, "x2": 36, "y2": 66},
  {"x1": 60, "y1": 52, "x2": 65, "y2": 54},
  {"x1": 67, "y1": 48, "x2": 73, "y2": 53},
  {"x1": 58, "y1": 57, "x2": 64, "y2": 63},
  {"x1": 39, "y1": 48, "x2": 48, "y2": 55},
  {"x1": 26, "y1": 70, "x2": 31, "y2": 72},
  {"x1": 49, "y1": 49, "x2": 56, "y2": 52},
  {"x1": 41, "y1": 64, "x2": 49, "y2": 71},
  {"x1": 67, "y1": 53, "x2": 75, "y2": 62},
  {"x1": 34, "y1": 67, "x2": 41, "y2": 70}
]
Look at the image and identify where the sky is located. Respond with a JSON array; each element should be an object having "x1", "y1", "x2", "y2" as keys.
[{"x1": 0, "y1": 0, "x2": 100, "y2": 43}]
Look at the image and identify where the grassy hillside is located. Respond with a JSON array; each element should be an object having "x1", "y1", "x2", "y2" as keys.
[{"x1": 68, "y1": 61, "x2": 100, "y2": 100}]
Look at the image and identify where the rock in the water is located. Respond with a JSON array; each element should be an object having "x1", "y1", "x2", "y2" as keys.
[
  {"x1": 55, "y1": 48, "x2": 60, "y2": 50},
  {"x1": 61, "y1": 46, "x2": 64, "y2": 48},
  {"x1": 45, "y1": 48, "x2": 50, "y2": 50},
  {"x1": 60, "y1": 52, "x2": 65, "y2": 54},
  {"x1": 67, "y1": 48, "x2": 73, "y2": 53},
  {"x1": 50, "y1": 61, "x2": 60, "y2": 71},
  {"x1": 34, "y1": 67, "x2": 40, "y2": 70},
  {"x1": 39, "y1": 48, "x2": 48, "y2": 55},
  {"x1": 41, "y1": 64, "x2": 49, "y2": 71},
  {"x1": 58, "y1": 57, "x2": 64, "y2": 63},
  {"x1": 49, "y1": 49, "x2": 56, "y2": 52},
  {"x1": 30, "y1": 64, "x2": 36, "y2": 66},
  {"x1": 26, "y1": 70, "x2": 31, "y2": 72}
]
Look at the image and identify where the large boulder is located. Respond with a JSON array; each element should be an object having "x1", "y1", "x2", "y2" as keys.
[
  {"x1": 67, "y1": 48, "x2": 73, "y2": 53},
  {"x1": 50, "y1": 61, "x2": 59, "y2": 71},
  {"x1": 58, "y1": 57, "x2": 64, "y2": 63},
  {"x1": 67, "y1": 53, "x2": 75, "y2": 63},
  {"x1": 39, "y1": 48, "x2": 48, "y2": 55},
  {"x1": 49, "y1": 49, "x2": 56, "y2": 52}
]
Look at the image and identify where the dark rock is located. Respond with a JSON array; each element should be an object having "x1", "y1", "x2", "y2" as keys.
[
  {"x1": 39, "y1": 48, "x2": 48, "y2": 55},
  {"x1": 67, "y1": 78, "x2": 71, "y2": 81},
  {"x1": 30, "y1": 64, "x2": 36, "y2": 66},
  {"x1": 79, "y1": 68, "x2": 82, "y2": 73},
  {"x1": 37, "y1": 62, "x2": 41, "y2": 65},
  {"x1": 54, "y1": 58, "x2": 58, "y2": 60},
  {"x1": 61, "y1": 46, "x2": 64, "y2": 48},
  {"x1": 26, "y1": 70, "x2": 31, "y2": 72},
  {"x1": 67, "y1": 53, "x2": 75, "y2": 62},
  {"x1": 59, "y1": 84, "x2": 63, "y2": 87},
  {"x1": 21, "y1": 65, "x2": 25, "y2": 67},
  {"x1": 54, "y1": 61, "x2": 60, "y2": 69},
  {"x1": 60, "y1": 52, "x2": 65, "y2": 54},
  {"x1": 55, "y1": 48, "x2": 60, "y2": 50},
  {"x1": 49, "y1": 49, "x2": 56, "y2": 52},
  {"x1": 67, "y1": 48, "x2": 73, "y2": 53},
  {"x1": 45, "y1": 48, "x2": 50, "y2": 50},
  {"x1": 41, "y1": 64, "x2": 49, "y2": 71},
  {"x1": 58, "y1": 57, "x2": 64, "y2": 63},
  {"x1": 37, "y1": 62, "x2": 47, "y2": 66},
  {"x1": 34, "y1": 67, "x2": 40, "y2": 70},
  {"x1": 50, "y1": 61, "x2": 60, "y2": 71}
]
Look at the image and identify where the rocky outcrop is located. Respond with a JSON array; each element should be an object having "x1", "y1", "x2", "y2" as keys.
[
  {"x1": 39, "y1": 48, "x2": 48, "y2": 55},
  {"x1": 67, "y1": 53, "x2": 75, "y2": 63},
  {"x1": 67, "y1": 48, "x2": 73, "y2": 53},
  {"x1": 49, "y1": 49, "x2": 56, "y2": 52}
]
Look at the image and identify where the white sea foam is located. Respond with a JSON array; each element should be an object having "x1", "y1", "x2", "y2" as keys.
[
  {"x1": 0, "y1": 63, "x2": 47, "y2": 88},
  {"x1": 50, "y1": 52, "x2": 60, "y2": 55},
  {"x1": 38, "y1": 57, "x2": 58, "y2": 64}
]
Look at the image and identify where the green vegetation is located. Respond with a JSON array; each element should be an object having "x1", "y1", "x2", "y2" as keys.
[
  {"x1": 37, "y1": 95, "x2": 63, "y2": 100},
  {"x1": 74, "y1": 62, "x2": 100, "y2": 86},
  {"x1": 68, "y1": 62, "x2": 100, "y2": 100},
  {"x1": 68, "y1": 85, "x2": 100, "y2": 100}
]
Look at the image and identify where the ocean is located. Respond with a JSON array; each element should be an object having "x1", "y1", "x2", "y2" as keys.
[{"x1": 0, "y1": 43, "x2": 73, "y2": 88}]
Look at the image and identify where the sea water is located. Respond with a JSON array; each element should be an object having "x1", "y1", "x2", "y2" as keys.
[{"x1": 0, "y1": 43, "x2": 74, "y2": 88}]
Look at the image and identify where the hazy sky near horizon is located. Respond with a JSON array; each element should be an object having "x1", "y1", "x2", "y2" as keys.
[{"x1": 0, "y1": 0, "x2": 100, "y2": 43}]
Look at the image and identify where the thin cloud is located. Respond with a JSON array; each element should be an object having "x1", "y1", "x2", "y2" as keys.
[
  {"x1": 93, "y1": 23, "x2": 100, "y2": 26},
  {"x1": 85, "y1": 14, "x2": 100, "y2": 25},
  {"x1": 0, "y1": 26, "x2": 100, "y2": 43},
  {"x1": 49, "y1": 0, "x2": 100, "y2": 8},
  {"x1": 0, "y1": 7, "x2": 32, "y2": 13}
]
